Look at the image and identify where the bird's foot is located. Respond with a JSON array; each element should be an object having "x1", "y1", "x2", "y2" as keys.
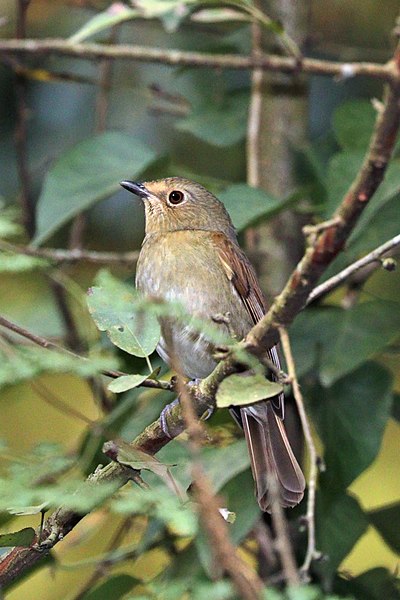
[
  {"x1": 160, "y1": 398, "x2": 182, "y2": 439},
  {"x1": 160, "y1": 379, "x2": 214, "y2": 437}
]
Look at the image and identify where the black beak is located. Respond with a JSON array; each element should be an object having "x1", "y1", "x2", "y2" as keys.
[{"x1": 120, "y1": 180, "x2": 149, "y2": 199}]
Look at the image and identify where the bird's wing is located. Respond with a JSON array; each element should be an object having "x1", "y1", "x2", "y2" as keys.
[
  {"x1": 212, "y1": 232, "x2": 283, "y2": 418},
  {"x1": 212, "y1": 232, "x2": 266, "y2": 324}
]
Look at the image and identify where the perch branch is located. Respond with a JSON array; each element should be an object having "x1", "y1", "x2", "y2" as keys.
[
  {"x1": 0, "y1": 39, "x2": 394, "y2": 81},
  {"x1": 0, "y1": 241, "x2": 139, "y2": 266}
]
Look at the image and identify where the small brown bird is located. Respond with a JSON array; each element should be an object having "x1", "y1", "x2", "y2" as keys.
[{"x1": 120, "y1": 177, "x2": 305, "y2": 511}]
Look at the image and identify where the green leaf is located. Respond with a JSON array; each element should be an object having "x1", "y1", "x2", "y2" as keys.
[
  {"x1": 0, "y1": 253, "x2": 49, "y2": 273},
  {"x1": 333, "y1": 100, "x2": 376, "y2": 151},
  {"x1": 112, "y1": 487, "x2": 197, "y2": 537},
  {"x1": 0, "y1": 527, "x2": 35, "y2": 548},
  {"x1": 108, "y1": 374, "x2": 149, "y2": 393},
  {"x1": 368, "y1": 502, "x2": 400, "y2": 553},
  {"x1": 105, "y1": 440, "x2": 183, "y2": 498},
  {"x1": 191, "y1": 8, "x2": 249, "y2": 23},
  {"x1": 221, "y1": 469, "x2": 260, "y2": 544},
  {"x1": 392, "y1": 393, "x2": 400, "y2": 422},
  {"x1": 290, "y1": 302, "x2": 400, "y2": 386},
  {"x1": 219, "y1": 184, "x2": 301, "y2": 232},
  {"x1": 325, "y1": 150, "x2": 400, "y2": 233},
  {"x1": 325, "y1": 151, "x2": 364, "y2": 215},
  {"x1": 216, "y1": 373, "x2": 282, "y2": 409},
  {"x1": 310, "y1": 362, "x2": 393, "y2": 491},
  {"x1": 134, "y1": 0, "x2": 190, "y2": 32},
  {"x1": 334, "y1": 567, "x2": 400, "y2": 600},
  {"x1": 87, "y1": 276, "x2": 161, "y2": 358},
  {"x1": 319, "y1": 301, "x2": 400, "y2": 386},
  {"x1": 176, "y1": 93, "x2": 248, "y2": 147},
  {"x1": 202, "y1": 440, "x2": 249, "y2": 492},
  {"x1": 80, "y1": 575, "x2": 138, "y2": 600},
  {"x1": 0, "y1": 346, "x2": 118, "y2": 390},
  {"x1": 0, "y1": 214, "x2": 23, "y2": 238},
  {"x1": 316, "y1": 492, "x2": 368, "y2": 579},
  {"x1": 34, "y1": 132, "x2": 157, "y2": 246},
  {"x1": 69, "y1": 7, "x2": 139, "y2": 43}
]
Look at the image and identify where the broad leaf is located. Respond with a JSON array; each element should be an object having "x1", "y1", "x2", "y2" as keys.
[
  {"x1": 104, "y1": 440, "x2": 183, "y2": 499},
  {"x1": 202, "y1": 440, "x2": 249, "y2": 492},
  {"x1": 80, "y1": 575, "x2": 139, "y2": 600},
  {"x1": 290, "y1": 302, "x2": 400, "y2": 385},
  {"x1": 0, "y1": 253, "x2": 48, "y2": 273},
  {"x1": 0, "y1": 527, "x2": 35, "y2": 548},
  {"x1": 216, "y1": 373, "x2": 282, "y2": 408},
  {"x1": 333, "y1": 100, "x2": 376, "y2": 151},
  {"x1": 309, "y1": 362, "x2": 393, "y2": 491},
  {"x1": 69, "y1": 6, "x2": 139, "y2": 43},
  {"x1": 368, "y1": 502, "x2": 400, "y2": 554},
  {"x1": 34, "y1": 132, "x2": 157, "y2": 246},
  {"x1": 316, "y1": 492, "x2": 368, "y2": 579},
  {"x1": 108, "y1": 374, "x2": 149, "y2": 393},
  {"x1": 334, "y1": 567, "x2": 400, "y2": 600},
  {"x1": 219, "y1": 184, "x2": 301, "y2": 232},
  {"x1": 319, "y1": 301, "x2": 400, "y2": 386},
  {"x1": 87, "y1": 275, "x2": 160, "y2": 358},
  {"x1": 0, "y1": 346, "x2": 118, "y2": 390},
  {"x1": 176, "y1": 93, "x2": 248, "y2": 147}
]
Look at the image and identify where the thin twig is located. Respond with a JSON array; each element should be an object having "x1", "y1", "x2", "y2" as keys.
[
  {"x1": 307, "y1": 233, "x2": 400, "y2": 304},
  {"x1": 14, "y1": 1, "x2": 35, "y2": 238},
  {"x1": 0, "y1": 314, "x2": 172, "y2": 391},
  {"x1": 0, "y1": 40, "x2": 393, "y2": 80},
  {"x1": 279, "y1": 328, "x2": 319, "y2": 580},
  {"x1": 174, "y1": 363, "x2": 263, "y2": 599},
  {"x1": 246, "y1": 11, "x2": 263, "y2": 189},
  {"x1": 269, "y1": 476, "x2": 301, "y2": 586},
  {"x1": 0, "y1": 240, "x2": 139, "y2": 266},
  {"x1": 95, "y1": 25, "x2": 118, "y2": 133}
]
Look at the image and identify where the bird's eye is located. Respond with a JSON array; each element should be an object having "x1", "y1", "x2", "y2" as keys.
[{"x1": 168, "y1": 190, "x2": 185, "y2": 205}]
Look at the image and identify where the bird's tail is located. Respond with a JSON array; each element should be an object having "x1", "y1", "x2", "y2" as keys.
[{"x1": 240, "y1": 402, "x2": 305, "y2": 512}]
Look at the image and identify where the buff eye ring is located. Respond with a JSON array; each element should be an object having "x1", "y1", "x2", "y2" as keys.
[{"x1": 168, "y1": 190, "x2": 185, "y2": 205}]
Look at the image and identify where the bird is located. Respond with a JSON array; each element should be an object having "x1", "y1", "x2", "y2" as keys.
[{"x1": 120, "y1": 177, "x2": 305, "y2": 511}]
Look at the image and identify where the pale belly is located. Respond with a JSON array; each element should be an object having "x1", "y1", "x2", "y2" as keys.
[{"x1": 136, "y1": 231, "x2": 253, "y2": 379}]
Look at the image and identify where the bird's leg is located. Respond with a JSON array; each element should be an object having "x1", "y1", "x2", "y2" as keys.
[
  {"x1": 160, "y1": 379, "x2": 213, "y2": 438},
  {"x1": 160, "y1": 397, "x2": 181, "y2": 439}
]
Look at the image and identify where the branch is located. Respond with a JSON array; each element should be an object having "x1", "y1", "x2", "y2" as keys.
[
  {"x1": 0, "y1": 241, "x2": 139, "y2": 266},
  {"x1": 279, "y1": 328, "x2": 320, "y2": 580},
  {"x1": 0, "y1": 314, "x2": 171, "y2": 392},
  {"x1": 14, "y1": 2, "x2": 35, "y2": 238},
  {"x1": 307, "y1": 233, "x2": 400, "y2": 304},
  {"x1": 0, "y1": 39, "x2": 393, "y2": 80}
]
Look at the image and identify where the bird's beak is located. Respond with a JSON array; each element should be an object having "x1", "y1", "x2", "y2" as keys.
[{"x1": 120, "y1": 180, "x2": 150, "y2": 199}]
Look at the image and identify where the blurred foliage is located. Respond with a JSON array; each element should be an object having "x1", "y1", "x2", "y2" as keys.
[{"x1": 0, "y1": 1, "x2": 400, "y2": 599}]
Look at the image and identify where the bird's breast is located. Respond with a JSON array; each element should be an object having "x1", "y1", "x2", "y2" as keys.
[{"x1": 135, "y1": 230, "x2": 251, "y2": 378}]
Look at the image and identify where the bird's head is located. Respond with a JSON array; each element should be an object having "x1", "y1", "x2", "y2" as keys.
[{"x1": 120, "y1": 177, "x2": 236, "y2": 239}]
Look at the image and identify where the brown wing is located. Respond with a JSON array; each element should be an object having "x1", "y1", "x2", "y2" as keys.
[
  {"x1": 212, "y1": 232, "x2": 305, "y2": 511},
  {"x1": 212, "y1": 232, "x2": 266, "y2": 324},
  {"x1": 212, "y1": 232, "x2": 283, "y2": 417}
]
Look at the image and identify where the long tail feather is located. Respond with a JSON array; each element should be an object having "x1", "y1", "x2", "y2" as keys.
[{"x1": 241, "y1": 403, "x2": 305, "y2": 512}]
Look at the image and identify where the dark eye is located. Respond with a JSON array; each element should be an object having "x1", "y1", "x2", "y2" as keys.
[{"x1": 168, "y1": 190, "x2": 185, "y2": 205}]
